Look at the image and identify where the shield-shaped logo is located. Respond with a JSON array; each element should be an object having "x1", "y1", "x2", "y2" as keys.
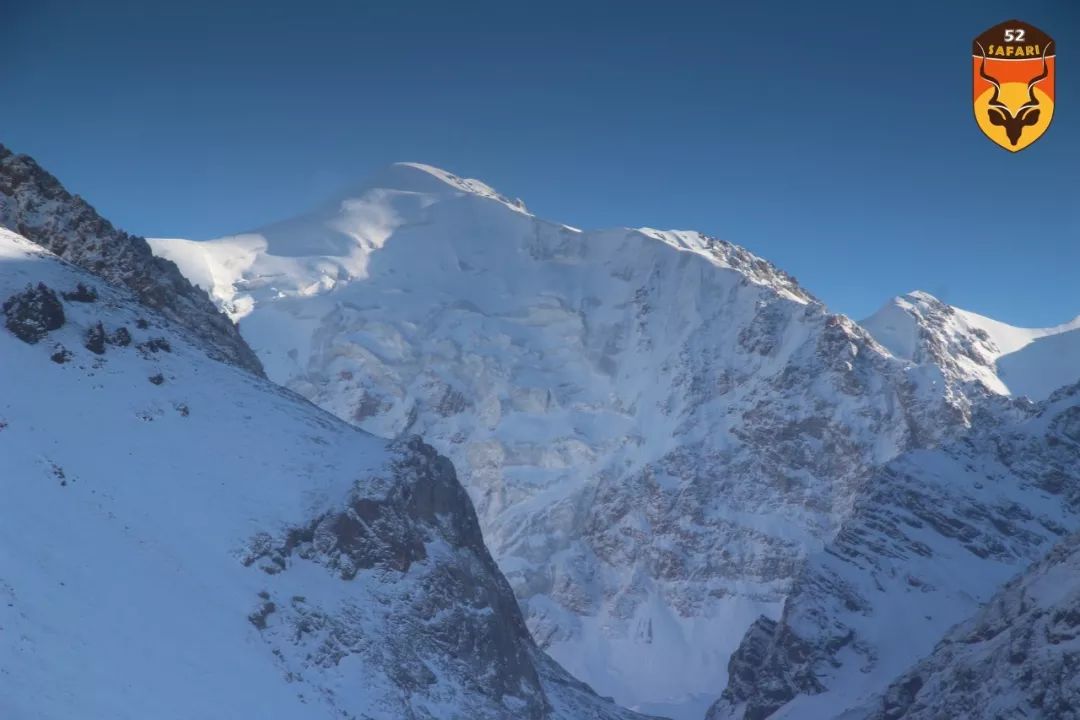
[{"x1": 973, "y1": 20, "x2": 1055, "y2": 152}]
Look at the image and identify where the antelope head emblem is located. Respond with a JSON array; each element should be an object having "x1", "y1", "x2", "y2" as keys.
[{"x1": 977, "y1": 41, "x2": 1052, "y2": 146}]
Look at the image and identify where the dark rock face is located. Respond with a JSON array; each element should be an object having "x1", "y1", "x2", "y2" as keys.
[
  {"x1": 247, "y1": 438, "x2": 471, "y2": 578},
  {"x1": 0, "y1": 144, "x2": 264, "y2": 375},
  {"x1": 109, "y1": 326, "x2": 131, "y2": 347},
  {"x1": 3, "y1": 282, "x2": 64, "y2": 343},
  {"x1": 709, "y1": 617, "x2": 824, "y2": 720},
  {"x1": 62, "y1": 282, "x2": 97, "y2": 302},
  {"x1": 84, "y1": 321, "x2": 106, "y2": 354},
  {"x1": 241, "y1": 435, "x2": 652, "y2": 720},
  {"x1": 244, "y1": 435, "x2": 546, "y2": 715},
  {"x1": 136, "y1": 337, "x2": 171, "y2": 356}
]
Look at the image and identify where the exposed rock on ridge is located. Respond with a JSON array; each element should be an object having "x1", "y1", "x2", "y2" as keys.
[{"x1": 0, "y1": 144, "x2": 264, "y2": 375}]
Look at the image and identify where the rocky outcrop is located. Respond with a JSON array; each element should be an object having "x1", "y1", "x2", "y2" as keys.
[
  {"x1": 242, "y1": 434, "x2": 658, "y2": 720},
  {"x1": 3, "y1": 282, "x2": 65, "y2": 343},
  {"x1": 0, "y1": 144, "x2": 263, "y2": 374},
  {"x1": 244, "y1": 435, "x2": 546, "y2": 715},
  {"x1": 712, "y1": 616, "x2": 825, "y2": 720}
]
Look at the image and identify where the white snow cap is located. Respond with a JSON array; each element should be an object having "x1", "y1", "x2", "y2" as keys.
[{"x1": 361, "y1": 162, "x2": 530, "y2": 213}]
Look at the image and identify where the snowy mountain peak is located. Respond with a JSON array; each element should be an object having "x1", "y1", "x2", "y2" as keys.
[
  {"x1": 861, "y1": 291, "x2": 1080, "y2": 400},
  {"x1": 861, "y1": 290, "x2": 993, "y2": 363},
  {"x1": 150, "y1": 164, "x2": 817, "y2": 338},
  {"x1": 360, "y1": 161, "x2": 531, "y2": 213},
  {"x1": 149, "y1": 163, "x2": 1003, "y2": 717},
  {"x1": 901, "y1": 289, "x2": 938, "y2": 303}
]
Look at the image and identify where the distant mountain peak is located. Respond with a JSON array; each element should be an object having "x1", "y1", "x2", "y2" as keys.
[
  {"x1": 900, "y1": 289, "x2": 941, "y2": 303},
  {"x1": 861, "y1": 290, "x2": 1080, "y2": 400}
]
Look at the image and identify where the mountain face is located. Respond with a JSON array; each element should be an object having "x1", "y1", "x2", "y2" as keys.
[
  {"x1": 710, "y1": 382, "x2": 1080, "y2": 719},
  {"x1": 862, "y1": 291, "x2": 1080, "y2": 401},
  {"x1": 151, "y1": 163, "x2": 999, "y2": 716},
  {"x1": 12, "y1": 150, "x2": 1076, "y2": 720},
  {"x1": 851, "y1": 530, "x2": 1080, "y2": 720},
  {"x1": 0, "y1": 144, "x2": 264, "y2": 376},
  {"x1": 0, "y1": 220, "x2": 647, "y2": 715}
]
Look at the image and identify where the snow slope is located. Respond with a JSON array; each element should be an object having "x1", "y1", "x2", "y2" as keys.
[
  {"x1": 862, "y1": 291, "x2": 1080, "y2": 400},
  {"x1": 0, "y1": 225, "x2": 651, "y2": 720},
  {"x1": 710, "y1": 382, "x2": 1080, "y2": 719},
  {"x1": 996, "y1": 327, "x2": 1080, "y2": 401},
  {"x1": 151, "y1": 163, "x2": 992, "y2": 718}
]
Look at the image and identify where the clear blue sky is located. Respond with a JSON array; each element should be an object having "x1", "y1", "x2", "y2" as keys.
[{"x1": 2, "y1": 0, "x2": 1077, "y2": 325}]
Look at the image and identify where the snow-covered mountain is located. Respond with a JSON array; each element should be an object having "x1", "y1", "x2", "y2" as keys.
[
  {"x1": 850, "y1": 530, "x2": 1080, "y2": 720},
  {"x1": 0, "y1": 165, "x2": 650, "y2": 719},
  {"x1": 11, "y1": 146, "x2": 1076, "y2": 720},
  {"x1": 710, "y1": 381, "x2": 1080, "y2": 719},
  {"x1": 861, "y1": 291, "x2": 1080, "y2": 401},
  {"x1": 150, "y1": 162, "x2": 1003, "y2": 717}
]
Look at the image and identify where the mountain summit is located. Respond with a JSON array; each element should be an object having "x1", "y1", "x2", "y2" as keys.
[
  {"x1": 361, "y1": 162, "x2": 532, "y2": 211},
  {"x1": 151, "y1": 163, "x2": 1008, "y2": 717},
  {"x1": 862, "y1": 290, "x2": 1080, "y2": 400}
]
